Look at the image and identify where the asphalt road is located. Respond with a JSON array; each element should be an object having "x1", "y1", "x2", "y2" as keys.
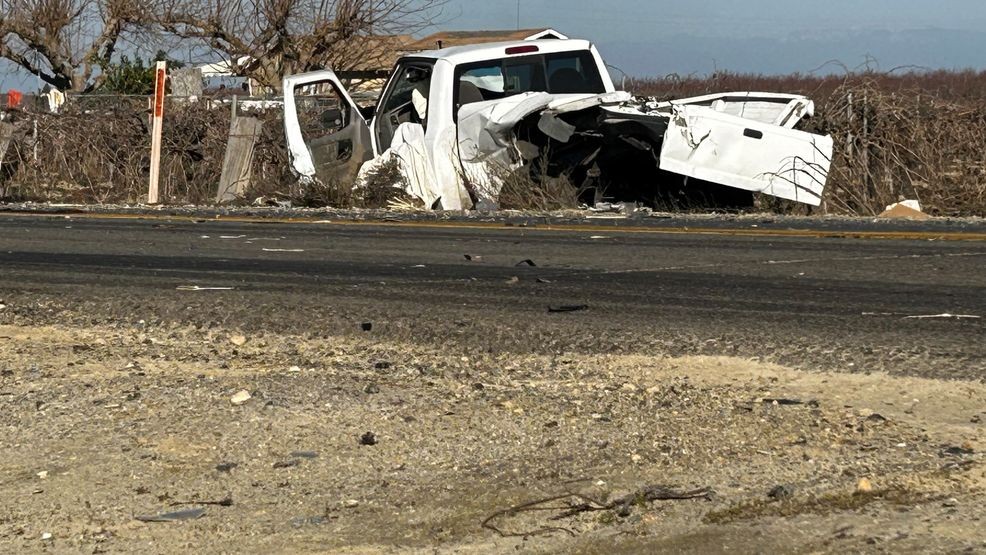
[{"x1": 1, "y1": 214, "x2": 984, "y2": 379}]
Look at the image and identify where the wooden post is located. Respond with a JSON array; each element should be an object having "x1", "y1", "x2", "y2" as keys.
[
  {"x1": 0, "y1": 121, "x2": 12, "y2": 199},
  {"x1": 216, "y1": 96, "x2": 262, "y2": 203},
  {"x1": 148, "y1": 60, "x2": 167, "y2": 204},
  {"x1": 0, "y1": 121, "x2": 14, "y2": 166}
]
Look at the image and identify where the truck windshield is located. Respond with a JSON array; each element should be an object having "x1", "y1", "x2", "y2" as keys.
[{"x1": 455, "y1": 50, "x2": 605, "y2": 115}]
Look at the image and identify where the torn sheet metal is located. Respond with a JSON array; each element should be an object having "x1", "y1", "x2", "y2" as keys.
[
  {"x1": 658, "y1": 104, "x2": 832, "y2": 206},
  {"x1": 457, "y1": 91, "x2": 633, "y2": 201},
  {"x1": 457, "y1": 92, "x2": 556, "y2": 201},
  {"x1": 357, "y1": 122, "x2": 472, "y2": 209},
  {"x1": 624, "y1": 92, "x2": 815, "y2": 129}
]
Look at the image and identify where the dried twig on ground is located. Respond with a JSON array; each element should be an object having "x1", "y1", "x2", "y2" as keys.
[{"x1": 481, "y1": 484, "x2": 713, "y2": 538}]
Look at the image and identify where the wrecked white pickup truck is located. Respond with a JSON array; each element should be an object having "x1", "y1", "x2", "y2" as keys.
[{"x1": 284, "y1": 39, "x2": 833, "y2": 210}]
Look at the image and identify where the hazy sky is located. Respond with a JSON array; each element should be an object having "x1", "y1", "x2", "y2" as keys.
[
  {"x1": 4, "y1": 0, "x2": 986, "y2": 90},
  {"x1": 439, "y1": 0, "x2": 986, "y2": 76}
]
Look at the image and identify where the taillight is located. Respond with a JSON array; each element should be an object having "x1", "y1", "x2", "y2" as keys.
[{"x1": 505, "y1": 45, "x2": 539, "y2": 55}]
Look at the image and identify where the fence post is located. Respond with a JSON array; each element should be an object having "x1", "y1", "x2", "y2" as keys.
[
  {"x1": 0, "y1": 121, "x2": 14, "y2": 166},
  {"x1": 217, "y1": 96, "x2": 263, "y2": 203},
  {"x1": 147, "y1": 60, "x2": 167, "y2": 204},
  {"x1": 846, "y1": 92, "x2": 854, "y2": 185}
]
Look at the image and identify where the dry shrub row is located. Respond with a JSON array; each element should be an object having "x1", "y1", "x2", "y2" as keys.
[
  {"x1": 3, "y1": 71, "x2": 986, "y2": 216},
  {"x1": 0, "y1": 97, "x2": 291, "y2": 205}
]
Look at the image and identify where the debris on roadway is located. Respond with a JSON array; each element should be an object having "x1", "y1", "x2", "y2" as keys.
[{"x1": 135, "y1": 508, "x2": 207, "y2": 523}]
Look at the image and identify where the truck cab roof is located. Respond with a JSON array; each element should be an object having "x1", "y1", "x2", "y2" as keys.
[{"x1": 407, "y1": 39, "x2": 598, "y2": 65}]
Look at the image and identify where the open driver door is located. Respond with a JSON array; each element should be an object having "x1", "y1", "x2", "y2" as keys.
[{"x1": 283, "y1": 70, "x2": 373, "y2": 186}]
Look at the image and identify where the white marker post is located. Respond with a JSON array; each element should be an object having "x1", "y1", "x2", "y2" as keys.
[{"x1": 147, "y1": 61, "x2": 167, "y2": 204}]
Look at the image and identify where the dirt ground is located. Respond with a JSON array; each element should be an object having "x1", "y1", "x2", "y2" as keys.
[{"x1": 1, "y1": 314, "x2": 984, "y2": 553}]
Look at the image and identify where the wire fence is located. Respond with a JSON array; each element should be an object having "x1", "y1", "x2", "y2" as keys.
[{"x1": 0, "y1": 93, "x2": 296, "y2": 204}]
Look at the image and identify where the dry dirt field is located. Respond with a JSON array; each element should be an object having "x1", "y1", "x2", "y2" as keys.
[
  {"x1": 1, "y1": 319, "x2": 984, "y2": 553},
  {"x1": 1, "y1": 214, "x2": 984, "y2": 553}
]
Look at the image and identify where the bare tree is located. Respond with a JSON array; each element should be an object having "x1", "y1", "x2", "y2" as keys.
[
  {"x1": 0, "y1": 0, "x2": 156, "y2": 92},
  {"x1": 154, "y1": 0, "x2": 446, "y2": 92}
]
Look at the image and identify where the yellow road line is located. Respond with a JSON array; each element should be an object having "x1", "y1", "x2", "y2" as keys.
[{"x1": 2, "y1": 210, "x2": 985, "y2": 242}]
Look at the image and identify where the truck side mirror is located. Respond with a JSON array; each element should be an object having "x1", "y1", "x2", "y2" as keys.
[
  {"x1": 406, "y1": 66, "x2": 431, "y2": 83},
  {"x1": 321, "y1": 107, "x2": 344, "y2": 129}
]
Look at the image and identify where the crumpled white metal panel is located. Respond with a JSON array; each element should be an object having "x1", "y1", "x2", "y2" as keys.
[{"x1": 659, "y1": 104, "x2": 833, "y2": 206}]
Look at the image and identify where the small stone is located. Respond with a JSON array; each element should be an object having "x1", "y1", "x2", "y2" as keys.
[
  {"x1": 630, "y1": 454, "x2": 643, "y2": 464},
  {"x1": 343, "y1": 499, "x2": 359, "y2": 508},
  {"x1": 288, "y1": 366, "x2": 301, "y2": 373},
  {"x1": 230, "y1": 390, "x2": 252, "y2": 405},
  {"x1": 36, "y1": 471, "x2": 48, "y2": 480},
  {"x1": 943, "y1": 498, "x2": 959, "y2": 508},
  {"x1": 360, "y1": 432, "x2": 378, "y2": 446},
  {"x1": 41, "y1": 532, "x2": 52, "y2": 541},
  {"x1": 856, "y1": 478, "x2": 873, "y2": 493},
  {"x1": 229, "y1": 335, "x2": 247, "y2": 346}
]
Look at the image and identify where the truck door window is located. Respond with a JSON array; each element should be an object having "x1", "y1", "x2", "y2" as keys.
[
  {"x1": 375, "y1": 62, "x2": 433, "y2": 151},
  {"x1": 292, "y1": 80, "x2": 350, "y2": 146}
]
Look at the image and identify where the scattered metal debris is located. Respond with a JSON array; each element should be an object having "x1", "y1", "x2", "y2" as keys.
[
  {"x1": 169, "y1": 497, "x2": 233, "y2": 507},
  {"x1": 215, "y1": 462, "x2": 238, "y2": 473},
  {"x1": 768, "y1": 485, "x2": 795, "y2": 500},
  {"x1": 904, "y1": 314, "x2": 981, "y2": 320},
  {"x1": 761, "y1": 398, "x2": 815, "y2": 406},
  {"x1": 135, "y1": 507, "x2": 206, "y2": 522},
  {"x1": 548, "y1": 304, "x2": 589, "y2": 313},
  {"x1": 940, "y1": 445, "x2": 975, "y2": 457},
  {"x1": 176, "y1": 285, "x2": 235, "y2": 291},
  {"x1": 290, "y1": 515, "x2": 327, "y2": 528},
  {"x1": 273, "y1": 459, "x2": 299, "y2": 469}
]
